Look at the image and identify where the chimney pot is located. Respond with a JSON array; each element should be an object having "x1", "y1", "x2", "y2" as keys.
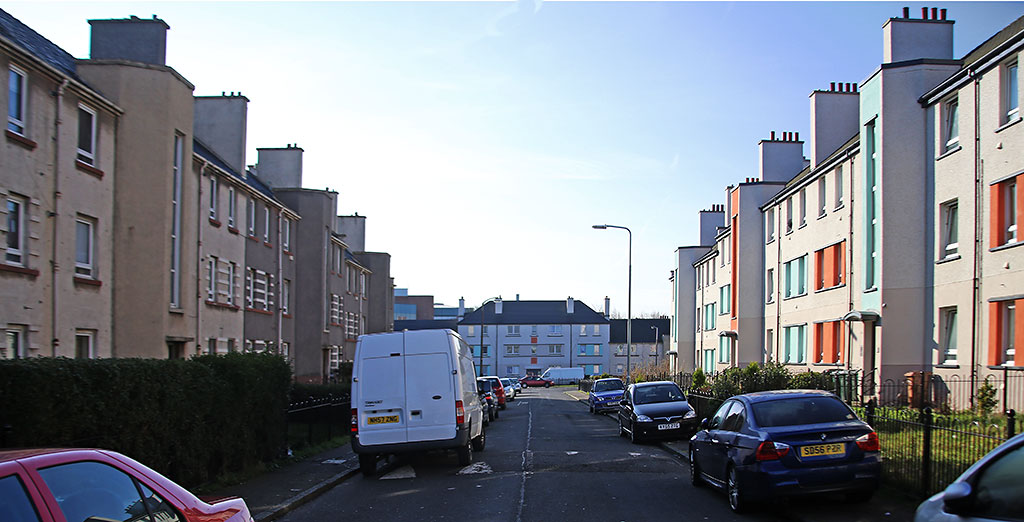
[
  {"x1": 903, "y1": 6, "x2": 910, "y2": 18},
  {"x1": 940, "y1": 8, "x2": 946, "y2": 20},
  {"x1": 931, "y1": 7, "x2": 938, "y2": 19},
  {"x1": 794, "y1": 132, "x2": 799, "y2": 141},
  {"x1": 922, "y1": 7, "x2": 928, "y2": 19},
  {"x1": 770, "y1": 130, "x2": 776, "y2": 140}
]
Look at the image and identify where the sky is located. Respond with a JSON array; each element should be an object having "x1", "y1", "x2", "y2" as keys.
[{"x1": 6, "y1": 1, "x2": 1024, "y2": 317}]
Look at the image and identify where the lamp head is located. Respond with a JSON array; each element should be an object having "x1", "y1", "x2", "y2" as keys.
[{"x1": 592, "y1": 225, "x2": 607, "y2": 229}]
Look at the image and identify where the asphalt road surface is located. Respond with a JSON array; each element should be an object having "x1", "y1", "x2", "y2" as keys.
[{"x1": 278, "y1": 386, "x2": 796, "y2": 522}]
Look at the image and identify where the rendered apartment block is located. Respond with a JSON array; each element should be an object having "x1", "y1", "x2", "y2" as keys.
[
  {"x1": 609, "y1": 318, "x2": 671, "y2": 375},
  {"x1": 1, "y1": 9, "x2": 119, "y2": 359},
  {"x1": 670, "y1": 207, "x2": 723, "y2": 372},
  {"x1": 458, "y1": 297, "x2": 610, "y2": 377},
  {"x1": 920, "y1": 13, "x2": 1024, "y2": 401}
]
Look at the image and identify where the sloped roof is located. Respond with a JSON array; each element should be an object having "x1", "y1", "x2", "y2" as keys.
[
  {"x1": 0, "y1": 8, "x2": 80, "y2": 80},
  {"x1": 194, "y1": 139, "x2": 281, "y2": 204},
  {"x1": 961, "y1": 13, "x2": 1024, "y2": 68},
  {"x1": 609, "y1": 318, "x2": 670, "y2": 343},
  {"x1": 395, "y1": 319, "x2": 458, "y2": 331},
  {"x1": 459, "y1": 300, "x2": 609, "y2": 326}
]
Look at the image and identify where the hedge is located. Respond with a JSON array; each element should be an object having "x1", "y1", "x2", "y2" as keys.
[{"x1": 0, "y1": 353, "x2": 291, "y2": 488}]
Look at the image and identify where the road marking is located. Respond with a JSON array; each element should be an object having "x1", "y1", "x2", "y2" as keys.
[
  {"x1": 565, "y1": 451, "x2": 578, "y2": 455},
  {"x1": 321, "y1": 458, "x2": 348, "y2": 465},
  {"x1": 457, "y1": 462, "x2": 493, "y2": 475},
  {"x1": 379, "y1": 465, "x2": 416, "y2": 480},
  {"x1": 515, "y1": 399, "x2": 533, "y2": 522},
  {"x1": 629, "y1": 452, "x2": 642, "y2": 457}
]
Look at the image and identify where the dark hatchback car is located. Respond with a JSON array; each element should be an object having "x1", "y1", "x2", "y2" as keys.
[
  {"x1": 476, "y1": 378, "x2": 499, "y2": 422},
  {"x1": 617, "y1": 381, "x2": 698, "y2": 443},
  {"x1": 589, "y1": 377, "x2": 625, "y2": 413},
  {"x1": 689, "y1": 390, "x2": 881, "y2": 513}
]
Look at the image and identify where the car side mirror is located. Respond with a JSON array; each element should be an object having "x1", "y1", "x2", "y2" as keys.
[
  {"x1": 620, "y1": 399, "x2": 628, "y2": 406},
  {"x1": 699, "y1": 418, "x2": 709, "y2": 430},
  {"x1": 941, "y1": 482, "x2": 974, "y2": 514}
]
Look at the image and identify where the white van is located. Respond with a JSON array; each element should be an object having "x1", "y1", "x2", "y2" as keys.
[
  {"x1": 542, "y1": 366, "x2": 585, "y2": 385},
  {"x1": 350, "y1": 329, "x2": 485, "y2": 476}
]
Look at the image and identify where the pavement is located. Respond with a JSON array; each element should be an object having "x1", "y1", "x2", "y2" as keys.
[{"x1": 209, "y1": 388, "x2": 922, "y2": 522}]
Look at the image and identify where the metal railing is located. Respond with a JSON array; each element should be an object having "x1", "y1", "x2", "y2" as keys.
[{"x1": 286, "y1": 394, "x2": 350, "y2": 449}]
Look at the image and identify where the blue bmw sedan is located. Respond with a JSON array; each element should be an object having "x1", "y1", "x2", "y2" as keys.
[{"x1": 689, "y1": 390, "x2": 881, "y2": 513}]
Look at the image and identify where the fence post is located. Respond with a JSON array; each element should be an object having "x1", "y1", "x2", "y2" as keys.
[
  {"x1": 1008, "y1": 409, "x2": 1017, "y2": 439},
  {"x1": 1003, "y1": 367, "x2": 1009, "y2": 414},
  {"x1": 866, "y1": 398, "x2": 876, "y2": 428},
  {"x1": 921, "y1": 407, "x2": 933, "y2": 496}
]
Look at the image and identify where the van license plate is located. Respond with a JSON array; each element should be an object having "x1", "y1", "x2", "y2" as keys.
[
  {"x1": 657, "y1": 422, "x2": 680, "y2": 430},
  {"x1": 367, "y1": 415, "x2": 399, "y2": 425},
  {"x1": 800, "y1": 443, "x2": 844, "y2": 457}
]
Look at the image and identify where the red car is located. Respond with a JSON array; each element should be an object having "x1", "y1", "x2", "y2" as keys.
[
  {"x1": 521, "y1": 376, "x2": 553, "y2": 388},
  {"x1": 0, "y1": 448, "x2": 253, "y2": 522}
]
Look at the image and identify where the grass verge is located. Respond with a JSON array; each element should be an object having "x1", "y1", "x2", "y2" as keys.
[{"x1": 194, "y1": 435, "x2": 350, "y2": 494}]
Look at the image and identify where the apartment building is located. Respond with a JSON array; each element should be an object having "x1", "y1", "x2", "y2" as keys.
[
  {"x1": 761, "y1": 84, "x2": 861, "y2": 374},
  {"x1": 1, "y1": 10, "x2": 120, "y2": 359},
  {"x1": 669, "y1": 207, "x2": 723, "y2": 372},
  {"x1": 920, "y1": 14, "x2": 1024, "y2": 400},
  {"x1": 458, "y1": 297, "x2": 610, "y2": 377},
  {"x1": 609, "y1": 318, "x2": 670, "y2": 375}
]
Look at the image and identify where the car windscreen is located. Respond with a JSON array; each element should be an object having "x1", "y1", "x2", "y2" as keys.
[
  {"x1": 477, "y1": 380, "x2": 492, "y2": 392},
  {"x1": 752, "y1": 396, "x2": 858, "y2": 427},
  {"x1": 633, "y1": 384, "x2": 685, "y2": 404},
  {"x1": 593, "y1": 380, "x2": 624, "y2": 393}
]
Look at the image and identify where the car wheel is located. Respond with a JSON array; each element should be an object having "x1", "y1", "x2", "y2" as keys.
[
  {"x1": 472, "y1": 428, "x2": 486, "y2": 452},
  {"x1": 493, "y1": 406, "x2": 499, "y2": 419},
  {"x1": 689, "y1": 447, "x2": 703, "y2": 486},
  {"x1": 589, "y1": 403, "x2": 595, "y2": 413},
  {"x1": 845, "y1": 489, "x2": 874, "y2": 503},
  {"x1": 500, "y1": 402, "x2": 507, "y2": 410},
  {"x1": 727, "y1": 465, "x2": 747, "y2": 513},
  {"x1": 359, "y1": 453, "x2": 376, "y2": 477},
  {"x1": 457, "y1": 434, "x2": 473, "y2": 466},
  {"x1": 544, "y1": 382, "x2": 551, "y2": 388}
]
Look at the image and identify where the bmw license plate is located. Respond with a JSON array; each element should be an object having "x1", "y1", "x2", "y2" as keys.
[
  {"x1": 799, "y1": 443, "x2": 844, "y2": 457},
  {"x1": 657, "y1": 422, "x2": 681, "y2": 430},
  {"x1": 367, "y1": 415, "x2": 399, "y2": 425}
]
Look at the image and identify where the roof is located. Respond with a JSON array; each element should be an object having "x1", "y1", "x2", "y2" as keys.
[
  {"x1": 609, "y1": 318, "x2": 670, "y2": 343},
  {"x1": 761, "y1": 132, "x2": 859, "y2": 210},
  {"x1": 0, "y1": 9, "x2": 81, "y2": 80},
  {"x1": 961, "y1": 13, "x2": 1024, "y2": 70},
  {"x1": 192, "y1": 139, "x2": 286, "y2": 206},
  {"x1": 921, "y1": 14, "x2": 1024, "y2": 105},
  {"x1": 458, "y1": 300, "x2": 609, "y2": 326},
  {"x1": 395, "y1": 319, "x2": 458, "y2": 331},
  {"x1": 738, "y1": 389, "x2": 839, "y2": 403}
]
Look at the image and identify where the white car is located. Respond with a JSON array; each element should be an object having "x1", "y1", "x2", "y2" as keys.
[
  {"x1": 351, "y1": 329, "x2": 486, "y2": 476},
  {"x1": 500, "y1": 378, "x2": 517, "y2": 400}
]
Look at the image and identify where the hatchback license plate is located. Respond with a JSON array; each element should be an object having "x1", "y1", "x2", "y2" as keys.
[
  {"x1": 367, "y1": 415, "x2": 399, "y2": 425},
  {"x1": 657, "y1": 422, "x2": 681, "y2": 430},
  {"x1": 800, "y1": 443, "x2": 844, "y2": 457}
]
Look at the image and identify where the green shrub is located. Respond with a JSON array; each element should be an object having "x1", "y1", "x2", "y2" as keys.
[
  {"x1": 710, "y1": 367, "x2": 743, "y2": 399},
  {"x1": 789, "y1": 370, "x2": 832, "y2": 390},
  {"x1": 0, "y1": 353, "x2": 291, "y2": 488},
  {"x1": 975, "y1": 379, "x2": 998, "y2": 416},
  {"x1": 692, "y1": 367, "x2": 707, "y2": 389}
]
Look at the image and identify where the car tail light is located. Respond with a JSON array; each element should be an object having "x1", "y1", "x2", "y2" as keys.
[
  {"x1": 856, "y1": 431, "x2": 879, "y2": 452},
  {"x1": 351, "y1": 408, "x2": 358, "y2": 434},
  {"x1": 455, "y1": 400, "x2": 465, "y2": 425},
  {"x1": 755, "y1": 440, "x2": 791, "y2": 461}
]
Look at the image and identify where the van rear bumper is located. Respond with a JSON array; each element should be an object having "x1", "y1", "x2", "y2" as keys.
[{"x1": 352, "y1": 425, "x2": 470, "y2": 455}]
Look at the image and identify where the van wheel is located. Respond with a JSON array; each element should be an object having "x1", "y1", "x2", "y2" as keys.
[
  {"x1": 358, "y1": 453, "x2": 376, "y2": 477},
  {"x1": 458, "y1": 436, "x2": 473, "y2": 466},
  {"x1": 472, "y1": 429, "x2": 486, "y2": 451},
  {"x1": 544, "y1": 382, "x2": 551, "y2": 388}
]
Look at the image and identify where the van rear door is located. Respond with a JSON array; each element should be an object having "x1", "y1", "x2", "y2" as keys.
[
  {"x1": 356, "y1": 333, "x2": 408, "y2": 446},
  {"x1": 404, "y1": 330, "x2": 457, "y2": 443}
]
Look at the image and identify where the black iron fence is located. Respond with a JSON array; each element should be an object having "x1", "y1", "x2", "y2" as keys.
[{"x1": 286, "y1": 394, "x2": 350, "y2": 450}]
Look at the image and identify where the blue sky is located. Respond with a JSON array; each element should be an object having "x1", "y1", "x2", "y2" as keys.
[{"x1": 7, "y1": 1, "x2": 1024, "y2": 316}]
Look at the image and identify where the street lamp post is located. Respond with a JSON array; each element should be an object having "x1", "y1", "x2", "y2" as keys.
[
  {"x1": 593, "y1": 224, "x2": 631, "y2": 381},
  {"x1": 651, "y1": 325, "x2": 659, "y2": 362}
]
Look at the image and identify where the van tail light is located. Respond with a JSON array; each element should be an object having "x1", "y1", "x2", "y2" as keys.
[
  {"x1": 351, "y1": 409, "x2": 358, "y2": 434},
  {"x1": 856, "y1": 431, "x2": 879, "y2": 452},
  {"x1": 755, "y1": 441, "x2": 791, "y2": 461},
  {"x1": 455, "y1": 400, "x2": 465, "y2": 425}
]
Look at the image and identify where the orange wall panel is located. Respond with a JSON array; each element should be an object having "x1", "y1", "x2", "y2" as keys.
[
  {"x1": 1016, "y1": 299, "x2": 1024, "y2": 367},
  {"x1": 989, "y1": 302, "x2": 1002, "y2": 366},
  {"x1": 991, "y1": 184, "x2": 1004, "y2": 248}
]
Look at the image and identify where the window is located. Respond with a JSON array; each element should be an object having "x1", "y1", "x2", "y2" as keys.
[
  {"x1": 783, "y1": 324, "x2": 806, "y2": 363},
  {"x1": 719, "y1": 240, "x2": 725, "y2": 267},
  {"x1": 3, "y1": 326, "x2": 25, "y2": 359},
  {"x1": 940, "y1": 307, "x2": 957, "y2": 364},
  {"x1": 263, "y1": 207, "x2": 270, "y2": 242},
  {"x1": 784, "y1": 255, "x2": 807, "y2": 297},
  {"x1": 39, "y1": 461, "x2": 184, "y2": 522},
  {"x1": 766, "y1": 329, "x2": 774, "y2": 360},
  {"x1": 170, "y1": 135, "x2": 183, "y2": 307},
  {"x1": 8, "y1": 65, "x2": 26, "y2": 134},
  {"x1": 6, "y1": 195, "x2": 25, "y2": 265},
  {"x1": 227, "y1": 187, "x2": 236, "y2": 227},
  {"x1": 282, "y1": 279, "x2": 290, "y2": 314},
  {"x1": 248, "y1": 268, "x2": 273, "y2": 311},
  {"x1": 507, "y1": 345, "x2": 520, "y2": 355},
  {"x1": 704, "y1": 303, "x2": 716, "y2": 330},
  {"x1": 209, "y1": 176, "x2": 218, "y2": 220},
  {"x1": 966, "y1": 442, "x2": 1024, "y2": 520},
  {"x1": 75, "y1": 217, "x2": 95, "y2": 277},
  {"x1": 0, "y1": 474, "x2": 39, "y2": 521},
  {"x1": 529, "y1": 325, "x2": 538, "y2": 337},
  {"x1": 472, "y1": 344, "x2": 489, "y2": 357},
  {"x1": 866, "y1": 120, "x2": 878, "y2": 289},
  {"x1": 696, "y1": 264, "x2": 702, "y2": 289},
  {"x1": 221, "y1": 261, "x2": 236, "y2": 305},
  {"x1": 579, "y1": 324, "x2": 587, "y2": 336},
  {"x1": 765, "y1": 207, "x2": 775, "y2": 243},
  {"x1": 1002, "y1": 302, "x2": 1016, "y2": 365},
  {"x1": 329, "y1": 293, "x2": 341, "y2": 324},
  {"x1": 76, "y1": 105, "x2": 96, "y2": 165},
  {"x1": 799, "y1": 188, "x2": 807, "y2": 227},
  {"x1": 812, "y1": 321, "x2": 844, "y2": 364},
  {"x1": 549, "y1": 325, "x2": 562, "y2": 336},
  {"x1": 207, "y1": 257, "x2": 216, "y2": 301},
  {"x1": 835, "y1": 165, "x2": 844, "y2": 208},
  {"x1": 507, "y1": 365, "x2": 520, "y2": 375},
  {"x1": 507, "y1": 325, "x2": 520, "y2": 336},
  {"x1": 615, "y1": 363, "x2": 624, "y2": 374},
  {"x1": 720, "y1": 285, "x2": 731, "y2": 314},
  {"x1": 818, "y1": 178, "x2": 827, "y2": 217},
  {"x1": 578, "y1": 344, "x2": 601, "y2": 356},
  {"x1": 766, "y1": 268, "x2": 774, "y2": 303},
  {"x1": 1006, "y1": 180, "x2": 1017, "y2": 244},
  {"x1": 246, "y1": 198, "x2": 255, "y2": 236},
  {"x1": 718, "y1": 336, "x2": 730, "y2": 363},
  {"x1": 786, "y1": 197, "x2": 794, "y2": 233},
  {"x1": 482, "y1": 325, "x2": 489, "y2": 336},
  {"x1": 282, "y1": 217, "x2": 291, "y2": 251},
  {"x1": 591, "y1": 324, "x2": 600, "y2": 335},
  {"x1": 468, "y1": 325, "x2": 476, "y2": 337},
  {"x1": 549, "y1": 344, "x2": 562, "y2": 354},
  {"x1": 583, "y1": 364, "x2": 602, "y2": 375},
  {"x1": 1005, "y1": 60, "x2": 1019, "y2": 123},
  {"x1": 75, "y1": 330, "x2": 94, "y2": 359},
  {"x1": 477, "y1": 365, "x2": 491, "y2": 376},
  {"x1": 941, "y1": 200, "x2": 958, "y2": 258},
  {"x1": 943, "y1": 97, "x2": 959, "y2": 151},
  {"x1": 813, "y1": 242, "x2": 845, "y2": 291}
]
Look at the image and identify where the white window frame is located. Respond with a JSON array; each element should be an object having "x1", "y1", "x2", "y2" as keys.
[
  {"x1": 941, "y1": 200, "x2": 958, "y2": 258},
  {"x1": 281, "y1": 278, "x2": 290, "y2": 314},
  {"x1": 579, "y1": 324, "x2": 586, "y2": 336},
  {"x1": 8, "y1": 65, "x2": 27, "y2": 135},
  {"x1": 591, "y1": 324, "x2": 600, "y2": 335},
  {"x1": 835, "y1": 165, "x2": 844, "y2": 209},
  {"x1": 207, "y1": 256, "x2": 216, "y2": 301},
  {"x1": 170, "y1": 135, "x2": 183, "y2": 307},
  {"x1": 3, "y1": 326, "x2": 26, "y2": 359},
  {"x1": 940, "y1": 307, "x2": 957, "y2": 364},
  {"x1": 507, "y1": 325, "x2": 520, "y2": 336},
  {"x1": 227, "y1": 187, "x2": 236, "y2": 228},
  {"x1": 263, "y1": 206, "x2": 270, "y2": 242},
  {"x1": 550, "y1": 344, "x2": 562, "y2": 354},
  {"x1": 944, "y1": 97, "x2": 959, "y2": 151},
  {"x1": 209, "y1": 175, "x2": 218, "y2": 220},
  {"x1": 74, "y1": 216, "x2": 95, "y2": 277},
  {"x1": 247, "y1": 198, "x2": 256, "y2": 236},
  {"x1": 799, "y1": 187, "x2": 807, "y2": 227},
  {"x1": 1006, "y1": 180, "x2": 1018, "y2": 243},
  {"x1": 786, "y1": 197, "x2": 793, "y2": 233},
  {"x1": 507, "y1": 345, "x2": 520, "y2": 355},
  {"x1": 75, "y1": 330, "x2": 95, "y2": 359},
  {"x1": 282, "y1": 217, "x2": 290, "y2": 251},
  {"x1": 818, "y1": 177, "x2": 827, "y2": 217},
  {"x1": 1005, "y1": 60, "x2": 1019, "y2": 124},
  {"x1": 720, "y1": 285, "x2": 731, "y2": 315},
  {"x1": 765, "y1": 207, "x2": 775, "y2": 243},
  {"x1": 1003, "y1": 302, "x2": 1016, "y2": 365},
  {"x1": 766, "y1": 268, "x2": 774, "y2": 303},
  {"x1": 6, "y1": 195, "x2": 26, "y2": 266},
  {"x1": 76, "y1": 104, "x2": 97, "y2": 165},
  {"x1": 549, "y1": 325, "x2": 562, "y2": 336}
]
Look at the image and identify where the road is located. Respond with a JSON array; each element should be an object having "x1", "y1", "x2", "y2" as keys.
[{"x1": 278, "y1": 386, "x2": 797, "y2": 522}]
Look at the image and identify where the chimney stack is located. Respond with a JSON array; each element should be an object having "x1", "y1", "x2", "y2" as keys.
[
  {"x1": 810, "y1": 82, "x2": 860, "y2": 167},
  {"x1": 567, "y1": 297, "x2": 575, "y2": 314},
  {"x1": 88, "y1": 16, "x2": 169, "y2": 66},
  {"x1": 194, "y1": 95, "x2": 249, "y2": 175},
  {"x1": 759, "y1": 131, "x2": 804, "y2": 182},
  {"x1": 256, "y1": 146, "x2": 304, "y2": 189},
  {"x1": 604, "y1": 296, "x2": 610, "y2": 318},
  {"x1": 884, "y1": 7, "x2": 954, "y2": 64},
  {"x1": 495, "y1": 297, "x2": 503, "y2": 315},
  {"x1": 458, "y1": 297, "x2": 465, "y2": 320}
]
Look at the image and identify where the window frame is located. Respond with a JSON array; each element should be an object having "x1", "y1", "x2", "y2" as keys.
[
  {"x1": 75, "y1": 330, "x2": 95, "y2": 359},
  {"x1": 74, "y1": 216, "x2": 95, "y2": 278},
  {"x1": 765, "y1": 207, "x2": 775, "y2": 243},
  {"x1": 6, "y1": 194, "x2": 26, "y2": 266},
  {"x1": 8, "y1": 64, "x2": 27, "y2": 135},
  {"x1": 76, "y1": 104, "x2": 97, "y2": 165},
  {"x1": 282, "y1": 217, "x2": 291, "y2": 251},
  {"x1": 263, "y1": 206, "x2": 270, "y2": 242},
  {"x1": 786, "y1": 197, "x2": 794, "y2": 233},
  {"x1": 941, "y1": 200, "x2": 959, "y2": 258},
  {"x1": 1006, "y1": 180, "x2": 1018, "y2": 244},
  {"x1": 799, "y1": 188, "x2": 807, "y2": 227},
  {"x1": 1005, "y1": 60, "x2": 1019, "y2": 124},
  {"x1": 247, "y1": 198, "x2": 256, "y2": 236},
  {"x1": 170, "y1": 134, "x2": 183, "y2": 307},
  {"x1": 1003, "y1": 302, "x2": 1016, "y2": 365},
  {"x1": 3, "y1": 326, "x2": 25, "y2": 359},
  {"x1": 834, "y1": 165, "x2": 844, "y2": 209},
  {"x1": 943, "y1": 97, "x2": 960, "y2": 152},
  {"x1": 766, "y1": 268, "x2": 775, "y2": 303},
  {"x1": 208, "y1": 175, "x2": 218, "y2": 220},
  {"x1": 818, "y1": 177, "x2": 827, "y2": 217},
  {"x1": 227, "y1": 186, "x2": 236, "y2": 227},
  {"x1": 940, "y1": 307, "x2": 957, "y2": 364}
]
